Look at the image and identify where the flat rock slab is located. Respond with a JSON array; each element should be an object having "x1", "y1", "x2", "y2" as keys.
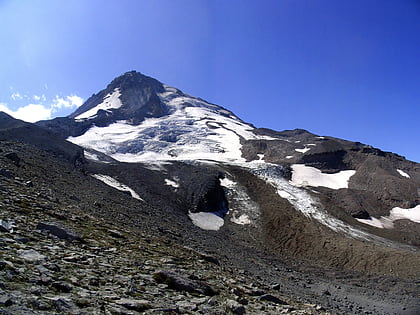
[
  {"x1": 153, "y1": 270, "x2": 217, "y2": 296},
  {"x1": 36, "y1": 222, "x2": 80, "y2": 242}
]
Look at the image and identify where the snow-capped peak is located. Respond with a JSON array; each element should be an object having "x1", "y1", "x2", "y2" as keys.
[{"x1": 68, "y1": 81, "x2": 274, "y2": 163}]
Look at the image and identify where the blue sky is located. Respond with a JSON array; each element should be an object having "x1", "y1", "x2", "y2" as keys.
[{"x1": 0, "y1": 0, "x2": 419, "y2": 162}]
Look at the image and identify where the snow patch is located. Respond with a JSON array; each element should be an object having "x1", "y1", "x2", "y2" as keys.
[
  {"x1": 397, "y1": 169, "x2": 410, "y2": 178},
  {"x1": 92, "y1": 174, "x2": 143, "y2": 201},
  {"x1": 165, "y1": 178, "x2": 179, "y2": 188},
  {"x1": 220, "y1": 177, "x2": 236, "y2": 189},
  {"x1": 188, "y1": 212, "x2": 224, "y2": 231},
  {"x1": 356, "y1": 205, "x2": 420, "y2": 229},
  {"x1": 76, "y1": 88, "x2": 122, "y2": 119},
  {"x1": 290, "y1": 164, "x2": 355, "y2": 189},
  {"x1": 295, "y1": 147, "x2": 311, "y2": 153},
  {"x1": 84, "y1": 151, "x2": 100, "y2": 161}
]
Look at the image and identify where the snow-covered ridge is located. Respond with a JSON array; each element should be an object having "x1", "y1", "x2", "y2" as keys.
[
  {"x1": 75, "y1": 88, "x2": 122, "y2": 120},
  {"x1": 91, "y1": 174, "x2": 143, "y2": 201}
]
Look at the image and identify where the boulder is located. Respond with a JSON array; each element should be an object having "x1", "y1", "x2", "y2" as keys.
[
  {"x1": 36, "y1": 222, "x2": 81, "y2": 242},
  {"x1": 153, "y1": 270, "x2": 217, "y2": 296}
]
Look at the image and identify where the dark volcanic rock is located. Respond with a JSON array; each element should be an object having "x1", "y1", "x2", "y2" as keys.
[
  {"x1": 36, "y1": 222, "x2": 81, "y2": 242},
  {"x1": 153, "y1": 270, "x2": 217, "y2": 296}
]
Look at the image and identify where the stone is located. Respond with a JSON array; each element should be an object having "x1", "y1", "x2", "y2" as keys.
[
  {"x1": 52, "y1": 281, "x2": 73, "y2": 293},
  {"x1": 153, "y1": 270, "x2": 217, "y2": 296},
  {"x1": 0, "y1": 295, "x2": 14, "y2": 307},
  {"x1": 0, "y1": 168, "x2": 13, "y2": 178},
  {"x1": 52, "y1": 298, "x2": 73, "y2": 312},
  {"x1": 225, "y1": 299, "x2": 246, "y2": 315},
  {"x1": 114, "y1": 298, "x2": 151, "y2": 312},
  {"x1": 259, "y1": 294, "x2": 288, "y2": 305},
  {"x1": 5, "y1": 152, "x2": 20, "y2": 166},
  {"x1": 0, "y1": 219, "x2": 15, "y2": 233},
  {"x1": 36, "y1": 222, "x2": 81, "y2": 242},
  {"x1": 272, "y1": 283, "x2": 281, "y2": 290},
  {"x1": 18, "y1": 249, "x2": 45, "y2": 262}
]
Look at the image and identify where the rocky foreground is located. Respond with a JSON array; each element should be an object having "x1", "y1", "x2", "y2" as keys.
[{"x1": 0, "y1": 140, "x2": 331, "y2": 314}]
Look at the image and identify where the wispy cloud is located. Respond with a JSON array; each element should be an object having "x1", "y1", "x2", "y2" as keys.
[{"x1": 11, "y1": 92, "x2": 23, "y2": 100}]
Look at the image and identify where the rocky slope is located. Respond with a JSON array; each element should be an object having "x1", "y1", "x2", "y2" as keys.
[{"x1": 1, "y1": 140, "x2": 334, "y2": 314}]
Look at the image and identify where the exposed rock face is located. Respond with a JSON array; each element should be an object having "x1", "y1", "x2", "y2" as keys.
[{"x1": 38, "y1": 71, "x2": 170, "y2": 138}]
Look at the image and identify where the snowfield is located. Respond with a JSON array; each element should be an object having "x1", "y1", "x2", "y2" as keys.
[{"x1": 290, "y1": 164, "x2": 356, "y2": 189}]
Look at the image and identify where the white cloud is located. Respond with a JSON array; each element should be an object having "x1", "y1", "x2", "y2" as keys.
[
  {"x1": 0, "y1": 103, "x2": 51, "y2": 123},
  {"x1": 51, "y1": 95, "x2": 83, "y2": 111},
  {"x1": 0, "y1": 93, "x2": 83, "y2": 123}
]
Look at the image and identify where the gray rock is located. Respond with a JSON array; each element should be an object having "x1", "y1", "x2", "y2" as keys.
[
  {"x1": 153, "y1": 270, "x2": 217, "y2": 296},
  {"x1": 259, "y1": 294, "x2": 288, "y2": 305},
  {"x1": 0, "y1": 219, "x2": 15, "y2": 233},
  {"x1": 52, "y1": 298, "x2": 73, "y2": 312},
  {"x1": 0, "y1": 295, "x2": 14, "y2": 306},
  {"x1": 225, "y1": 299, "x2": 246, "y2": 315},
  {"x1": 18, "y1": 249, "x2": 45, "y2": 262},
  {"x1": 36, "y1": 222, "x2": 81, "y2": 242},
  {"x1": 5, "y1": 152, "x2": 20, "y2": 166},
  {"x1": 114, "y1": 298, "x2": 151, "y2": 311},
  {"x1": 52, "y1": 281, "x2": 73, "y2": 293}
]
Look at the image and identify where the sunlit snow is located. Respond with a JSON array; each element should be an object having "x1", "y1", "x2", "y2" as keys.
[
  {"x1": 397, "y1": 169, "x2": 410, "y2": 178},
  {"x1": 188, "y1": 212, "x2": 224, "y2": 230},
  {"x1": 290, "y1": 164, "x2": 355, "y2": 189},
  {"x1": 75, "y1": 88, "x2": 122, "y2": 119},
  {"x1": 84, "y1": 151, "x2": 101, "y2": 161},
  {"x1": 165, "y1": 178, "x2": 179, "y2": 188},
  {"x1": 295, "y1": 147, "x2": 311, "y2": 153},
  {"x1": 357, "y1": 205, "x2": 420, "y2": 229},
  {"x1": 92, "y1": 174, "x2": 143, "y2": 201}
]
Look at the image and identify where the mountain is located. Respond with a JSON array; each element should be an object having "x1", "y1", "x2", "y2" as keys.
[{"x1": 1, "y1": 71, "x2": 419, "y2": 314}]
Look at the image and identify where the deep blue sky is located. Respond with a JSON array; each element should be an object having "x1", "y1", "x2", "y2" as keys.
[{"x1": 1, "y1": 0, "x2": 419, "y2": 162}]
